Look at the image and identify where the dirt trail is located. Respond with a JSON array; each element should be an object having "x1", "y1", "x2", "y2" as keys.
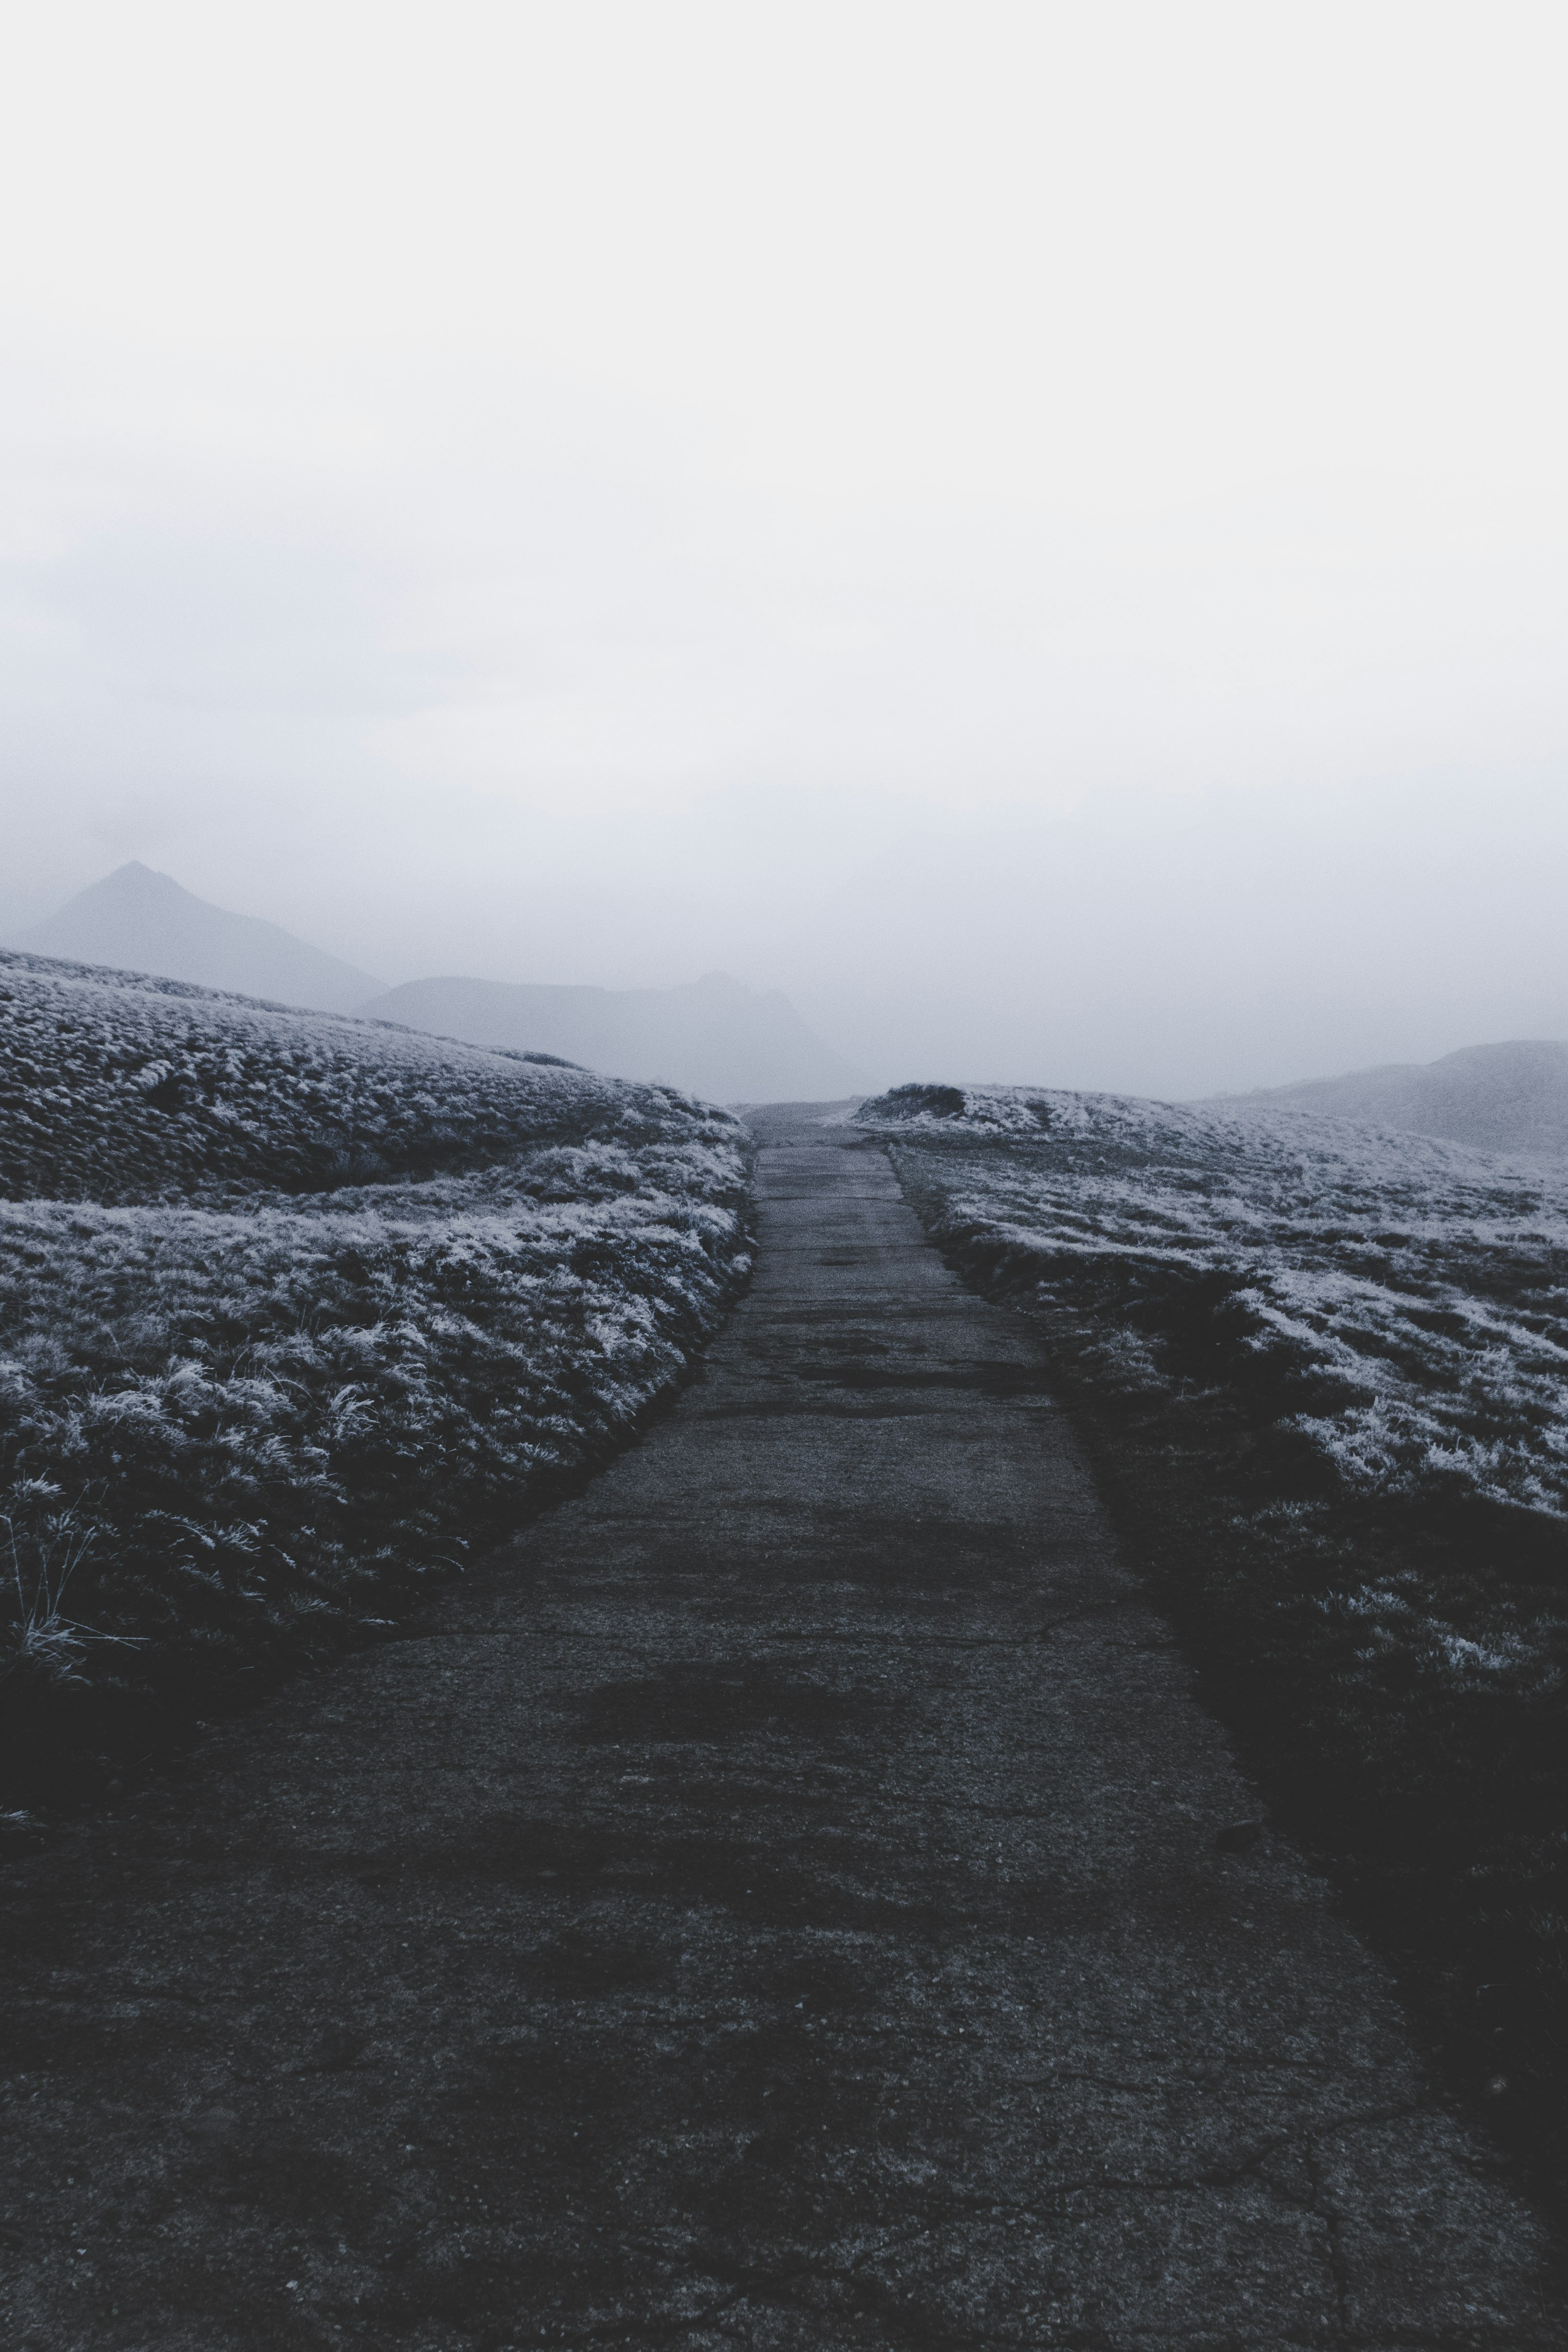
[{"x1": 2, "y1": 1110, "x2": 1563, "y2": 2349}]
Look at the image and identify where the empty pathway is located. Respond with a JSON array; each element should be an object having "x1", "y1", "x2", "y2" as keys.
[{"x1": 2, "y1": 1110, "x2": 1563, "y2": 2348}]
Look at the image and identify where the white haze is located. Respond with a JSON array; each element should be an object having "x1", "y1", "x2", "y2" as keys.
[{"x1": 2, "y1": 2, "x2": 1566, "y2": 1097}]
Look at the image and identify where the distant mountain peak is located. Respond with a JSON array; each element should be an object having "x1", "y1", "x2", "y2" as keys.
[
  {"x1": 92, "y1": 860, "x2": 194, "y2": 902},
  {"x1": 18, "y1": 864, "x2": 385, "y2": 1019}
]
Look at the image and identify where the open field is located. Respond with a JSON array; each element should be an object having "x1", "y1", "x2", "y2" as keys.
[
  {"x1": 0, "y1": 954, "x2": 751, "y2": 1816},
  {"x1": 859, "y1": 1081, "x2": 1568, "y2": 2205}
]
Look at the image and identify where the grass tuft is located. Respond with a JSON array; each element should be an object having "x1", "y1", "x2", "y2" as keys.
[{"x1": 1, "y1": 1501, "x2": 111, "y2": 1688}]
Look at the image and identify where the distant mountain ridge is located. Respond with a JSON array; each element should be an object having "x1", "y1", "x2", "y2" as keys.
[
  {"x1": 16, "y1": 861, "x2": 384, "y2": 1016},
  {"x1": 363, "y1": 972, "x2": 859, "y2": 1104},
  {"x1": 1218, "y1": 1040, "x2": 1568, "y2": 1156},
  {"x1": 11, "y1": 863, "x2": 860, "y2": 1103}
]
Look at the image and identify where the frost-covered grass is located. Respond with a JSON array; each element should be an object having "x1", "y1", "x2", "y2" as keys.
[
  {"x1": 862, "y1": 1080, "x2": 1568, "y2": 1533},
  {"x1": 862, "y1": 1081, "x2": 1568, "y2": 2198},
  {"x1": 1, "y1": 956, "x2": 751, "y2": 1811},
  {"x1": 0, "y1": 948, "x2": 628, "y2": 1202}
]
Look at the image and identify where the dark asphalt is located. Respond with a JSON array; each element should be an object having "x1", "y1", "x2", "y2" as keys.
[{"x1": 1, "y1": 1109, "x2": 1562, "y2": 2348}]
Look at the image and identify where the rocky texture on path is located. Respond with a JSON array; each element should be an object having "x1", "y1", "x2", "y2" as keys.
[{"x1": 2, "y1": 1108, "x2": 1563, "y2": 2348}]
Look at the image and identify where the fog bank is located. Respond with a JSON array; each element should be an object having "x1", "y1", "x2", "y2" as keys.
[{"x1": 3, "y1": 4, "x2": 1565, "y2": 1098}]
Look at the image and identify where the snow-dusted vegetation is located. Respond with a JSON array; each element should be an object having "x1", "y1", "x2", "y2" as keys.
[
  {"x1": 862, "y1": 1080, "x2": 1568, "y2": 1534},
  {"x1": 1, "y1": 954, "x2": 751, "y2": 1810},
  {"x1": 0, "y1": 948, "x2": 630, "y2": 1202},
  {"x1": 862, "y1": 1081, "x2": 1568, "y2": 2182}
]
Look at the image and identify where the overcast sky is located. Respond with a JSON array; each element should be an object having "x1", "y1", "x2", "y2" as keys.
[{"x1": 3, "y1": 2, "x2": 1566, "y2": 1093}]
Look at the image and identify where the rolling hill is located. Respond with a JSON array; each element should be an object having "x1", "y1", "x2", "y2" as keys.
[
  {"x1": 362, "y1": 969, "x2": 860, "y2": 1103},
  {"x1": 1216, "y1": 1038, "x2": 1568, "y2": 1156},
  {"x1": 15, "y1": 860, "x2": 384, "y2": 1015},
  {"x1": 0, "y1": 948, "x2": 751, "y2": 1810}
]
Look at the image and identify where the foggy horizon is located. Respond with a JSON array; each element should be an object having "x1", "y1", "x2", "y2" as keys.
[{"x1": 4, "y1": 3, "x2": 1566, "y2": 1099}]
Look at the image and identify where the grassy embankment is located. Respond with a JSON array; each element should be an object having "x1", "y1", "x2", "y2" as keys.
[
  {"x1": 0, "y1": 951, "x2": 751, "y2": 1819},
  {"x1": 861, "y1": 1082, "x2": 1568, "y2": 2206}
]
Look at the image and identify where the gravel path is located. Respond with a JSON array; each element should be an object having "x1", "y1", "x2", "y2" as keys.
[{"x1": 2, "y1": 1109, "x2": 1563, "y2": 2349}]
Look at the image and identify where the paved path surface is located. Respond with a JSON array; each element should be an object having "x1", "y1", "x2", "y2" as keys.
[{"x1": 3, "y1": 1111, "x2": 1564, "y2": 2350}]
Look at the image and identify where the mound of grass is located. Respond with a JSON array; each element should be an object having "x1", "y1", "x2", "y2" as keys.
[
  {"x1": 860, "y1": 1082, "x2": 1568, "y2": 2206},
  {"x1": 0, "y1": 949, "x2": 637, "y2": 1202},
  {"x1": 1, "y1": 959, "x2": 751, "y2": 1814}
]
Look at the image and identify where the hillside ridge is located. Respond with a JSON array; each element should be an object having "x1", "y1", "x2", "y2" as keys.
[
  {"x1": 14, "y1": 867, "x2": 859, "y2": 1100},
  {"x1": 1211, "y1": 1036, "x2": 1568, "y2": 1155},
  {"x1": 364, "y1": 967, "x2": 860, "y2": 1103}
]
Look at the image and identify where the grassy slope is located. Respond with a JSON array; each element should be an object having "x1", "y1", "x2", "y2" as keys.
[
  {"x1": 0, "y1": 948, "x2": 617, "y2": 1201},
  {"x1": 860, "y1": 1083, "x2": 1568, "y2": 2211},
  {"x1": 1, "y1": 954, "x2": 752, "y2": 1816}
]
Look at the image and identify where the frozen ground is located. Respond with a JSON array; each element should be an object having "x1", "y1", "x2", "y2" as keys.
[{"x1": 0, "y1": 954, "x2": 751, "y2": 1814}]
